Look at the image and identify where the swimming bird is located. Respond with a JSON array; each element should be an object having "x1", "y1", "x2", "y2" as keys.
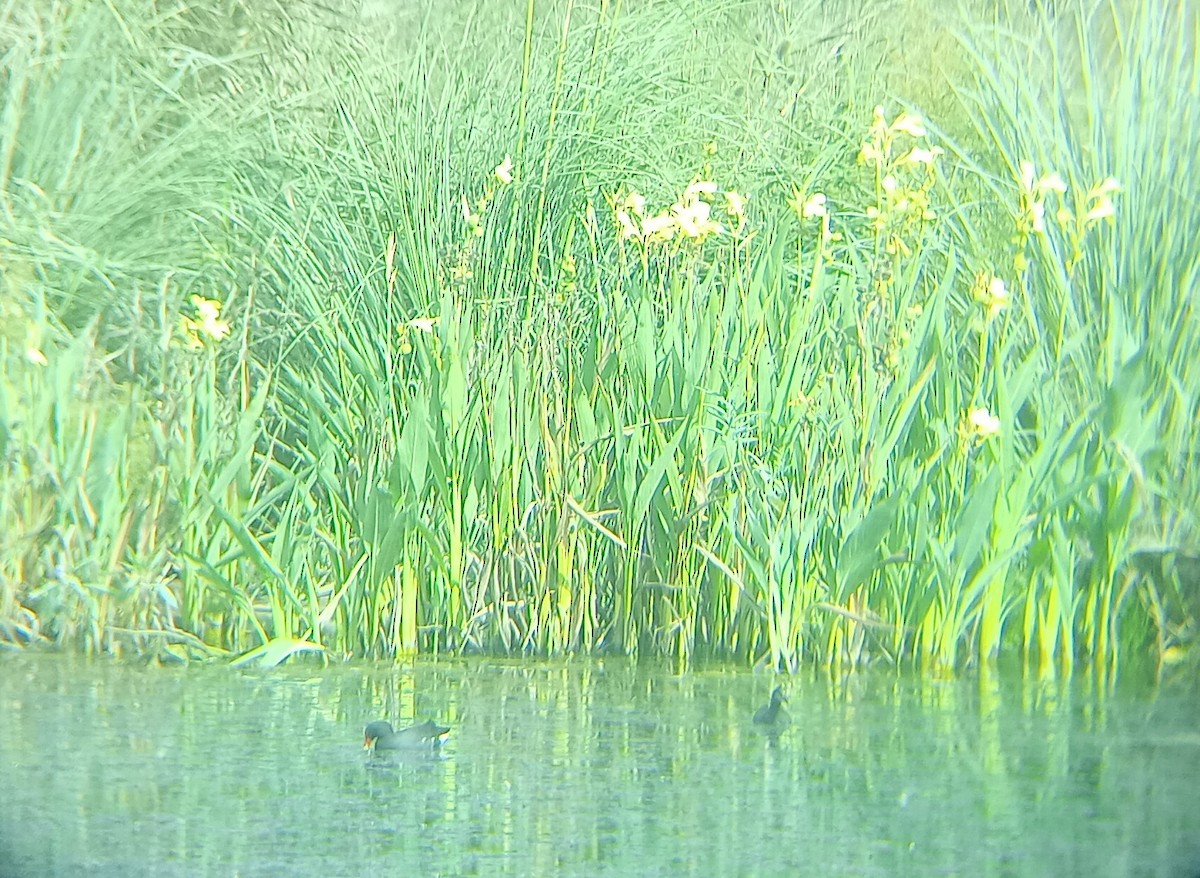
[
  {"x1": 753, "y1": 685, "x2": 790, "y2": 728},
  {"x1": 363, "y1": 719, "x2": 450, "y2": 753}
]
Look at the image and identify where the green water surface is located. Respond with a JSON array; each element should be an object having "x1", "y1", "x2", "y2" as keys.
[{"x1": 1, "y1": 655, "x2": 1196, "y2": 877}]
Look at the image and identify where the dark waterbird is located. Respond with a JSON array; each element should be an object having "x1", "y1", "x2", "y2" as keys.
[
  {"x1": 753, "y1": 685, "x2": 790, "y2": 729},
  {"x1": 363, "y1": 719, "x2": 450, "y2": 753}
]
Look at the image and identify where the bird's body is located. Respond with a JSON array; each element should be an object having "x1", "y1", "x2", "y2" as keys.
[
  {"x1": 363, "y1": 719, "x2": 450, "y2": 753},
  {"x1": 753, "y1": 685, "x2": 790, "y2": 729}
]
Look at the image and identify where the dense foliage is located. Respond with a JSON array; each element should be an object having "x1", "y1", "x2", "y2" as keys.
[{"x1": 1, "y1": 0, "x2": 1196, "y2": 677}]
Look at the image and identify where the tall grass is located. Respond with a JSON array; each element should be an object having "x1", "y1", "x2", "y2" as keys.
[
  {"x1": 942, "y1": 0, "x2": 1200, "y2": 677},
  {"x1": 1, "y1": 0, "x2": 1195, "y2": 677}
]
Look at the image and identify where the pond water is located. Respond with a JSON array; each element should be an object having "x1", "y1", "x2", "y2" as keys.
[{"x1": 1, "y1": 654, "x2": 1197, "y2": 877}]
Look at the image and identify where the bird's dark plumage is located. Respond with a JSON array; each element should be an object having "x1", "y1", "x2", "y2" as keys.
[
  {"x1": 753, "y1": 685, "x2": 790, "y2": 728},
  {"x1": 363, "y1": 719, "x2": 450, "y2": 752}
]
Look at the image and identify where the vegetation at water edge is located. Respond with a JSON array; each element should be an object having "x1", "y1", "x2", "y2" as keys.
[{"x1": 1, "y1": 0, "x2": 1196, "y2": 677}]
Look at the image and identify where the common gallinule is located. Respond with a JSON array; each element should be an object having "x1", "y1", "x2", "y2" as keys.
[
  {"x1": 753, "y1": 685, "x2": 790, "y2": 728},
  {"x1": 363, "y1": 719, "x2": 450, "y2": 753}
]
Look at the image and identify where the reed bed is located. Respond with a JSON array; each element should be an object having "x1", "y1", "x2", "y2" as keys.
[{"x1": 1, "y1": 0, "x2": 1195, "y2": 677}]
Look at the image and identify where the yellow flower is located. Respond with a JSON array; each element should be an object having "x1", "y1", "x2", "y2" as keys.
[
  {"x1": 615, "y1": 209, "x2": 640, "y2": 240},
  {"x1": 965, "y1": 406, "x2": 1001, "y2": 441},
  {"x1": 1019, "y1": 160, "x2": 1038, "y2": 193},
  {"x1": 724, "y1": 190, "x2": 747, "y2": 220},
  {"x1": 1036, "y1": 173, "x2": 1067, "y2": 195},
  {"x1": 461, "y1": 194, "x2": 483, "y2": 235},
  {"x1": 1084, "y1": 178, "x2": 1119, "y2": 225},
  {"x1": 986, "y1": 277, "x2": 1009, "y2": 313},
  {"x1": 191, "y1": 296, "x2": 231, "y2": 343},
  {"x1": 724, "y1": 190, "x2": 748, "y2": 235},
  {"x1": 25, "y1": 348, "x2": 48, "y2": 366},
  {"x1": 801, "y1": 193, "x2": 827, "y2": 218},
  {"x1": 1161, "y1": 644, "x2": 1188, "y2": 665},
  {"x1": 408, "y1": 316, "x2": 439, "y2": 333},
  {"x1": 684, "y1": 180, "x2": 719, "y2": 201},
  {"x1": 787, "y1": 390, "x2": 812, "y2": 410},
  {"x1": 1016, "y1": 161, "x2": 1068, "y2": 237},
  {"x1": 858, "y1": 142, "x2": 884, "y2": 166},
  {"x1": 1085, "y1": 197, "x2": 1115, "y2": 224},
  {"x1": 624, "y1": 191, "x2": 647, "y2": 217},
  {"x1": 672, "y1": 197, "x2": 722, "y2": 239},
  {"x1": 1020, "y1": 161, "x2": 1069, "y2": 197},
  {"x1": 889, "y1": 112, "x2": 926, "y2": 138},
  {"x1": 885, "y1": 234, "x2": 911, "y2": 257},
  {"x1": 958, "y1": 406, "x2": 1001, "y2": 449},
  {"x1": 1030, "y1": 201, "x2": 1047, "y2": 234},
  {"x1": 180, "y1": 296, "x2": 230, "y2": 349},
  {"x1": 902, "y1": 146, "x2": 944, "y2": 166},
  {"x1": 972, "y1": 272, "x2": 1010, "y2": 320},
  {"x1": 493, "y1": 155, "x2": 514, "y2": 185},
  {"x1": 641, "y1": 213, "x2": 677, "y2": 242},
  {"x1": 869, "y1": 105, "x2": 888, "y2": 137}
]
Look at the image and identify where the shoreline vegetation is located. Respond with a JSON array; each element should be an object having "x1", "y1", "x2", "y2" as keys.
[{"x1": 1, "y1": 0, "x2": 1196, "y2": 678}]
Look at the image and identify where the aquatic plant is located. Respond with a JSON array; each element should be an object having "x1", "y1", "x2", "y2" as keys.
[{"x1": 0, "y1": 0, "x2": 1194, "y2": 680}]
